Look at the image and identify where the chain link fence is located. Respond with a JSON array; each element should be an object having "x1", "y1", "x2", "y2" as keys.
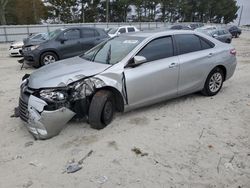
[{"x1": 0, "y1": 22, "x2": 169, "y2": 42}]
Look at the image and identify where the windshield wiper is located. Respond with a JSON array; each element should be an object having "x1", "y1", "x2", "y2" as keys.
[{"x1": 106, "y1": 44, "x2": 111, "y2": 64}]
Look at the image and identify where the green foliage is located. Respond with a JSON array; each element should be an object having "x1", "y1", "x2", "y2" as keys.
[{"x1": 0, "y1": 0, "x2": 239, "y2": 25}]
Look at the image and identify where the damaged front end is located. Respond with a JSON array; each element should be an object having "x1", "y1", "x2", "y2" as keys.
[{"x1": 19, "y1": 76, "x2": 106, "y2": 139}]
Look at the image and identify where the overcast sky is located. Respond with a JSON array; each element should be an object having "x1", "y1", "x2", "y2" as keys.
[{"x1": 235, "y1": 0, "x2": 250, "y2": 25}]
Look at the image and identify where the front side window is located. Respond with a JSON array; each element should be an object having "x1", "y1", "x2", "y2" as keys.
[
  {"x1": 175, "y1": 34, "x2": 202, "y2": 55},
  {"x1": 82, "y1": 28, "x2": 95, "y2": 38},
  {"x1": 137, "y1": 36, "x2": 174, "y2": 62},
  {"x1": 64, "y1": 29, "x2": 80, "y2": 40}
]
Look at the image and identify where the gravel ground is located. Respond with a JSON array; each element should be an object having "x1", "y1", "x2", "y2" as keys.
[{"x1": 0, "y1": 32, "x2": 249, "y2": 188}]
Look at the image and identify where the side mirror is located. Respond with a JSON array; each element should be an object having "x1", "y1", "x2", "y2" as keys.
[
  {"x1": 58, "y1": 36, "x2": 67, "y2": 43},
  {"x1": 134, "y1": 56, "x2": 147, "y2": 66},
  {"x1": 117, "y1": 32, "x2": 121, "y2": 35},
  {"x1": 212, "y1": 34, "x2": 218, "y2": 38}
]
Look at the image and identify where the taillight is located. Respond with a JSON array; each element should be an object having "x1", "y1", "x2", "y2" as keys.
[{"x1": 230, "y1": 49, "x2": 236, "y2": 56}]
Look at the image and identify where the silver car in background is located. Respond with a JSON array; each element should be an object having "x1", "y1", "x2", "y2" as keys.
[
  {"x1": 196, "y1": 28, "x2": 233, "y2": 43},
  {"x1": 18, "y1": 30, "x2": 237, "y2": 139}
]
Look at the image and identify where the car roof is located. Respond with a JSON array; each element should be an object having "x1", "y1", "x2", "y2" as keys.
[{"x1": 126, "y1": 29, "x2": 196, "y2": 38}]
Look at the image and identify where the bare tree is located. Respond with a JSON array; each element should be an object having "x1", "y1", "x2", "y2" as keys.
[{"x1": 0, "y1": 0, "x2": 8, "y2": 25}]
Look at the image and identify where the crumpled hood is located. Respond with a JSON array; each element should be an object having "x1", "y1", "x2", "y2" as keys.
[
  {"x1": 11, "y1": 41, "x2": 24, "y2": 47},
  {"x1": 28, "y1": 56, "x2": 111, "y2": 89},
  {"x1": 23, "y1": 39, "x2": 45, "y2": 47}
]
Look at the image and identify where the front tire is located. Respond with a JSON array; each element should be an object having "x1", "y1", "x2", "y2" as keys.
[
  {"x1": 40, "y1": 52, "x2": 58, "y2": 66},
  {"x1": 89, "y1": 90, "x2": 115, "y2": 130},
  {"x1": 202, "y1": 67, "x2": 224, "y2": 96}
]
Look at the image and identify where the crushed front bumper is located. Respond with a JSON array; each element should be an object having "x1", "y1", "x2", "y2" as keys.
[{"x1": 19, "y1": 94, "x2": 75, "y2": 139}]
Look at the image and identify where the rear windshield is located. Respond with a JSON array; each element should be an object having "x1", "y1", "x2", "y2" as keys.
[{"x1": 108, "y1": 28, "x2": 118, "y2": 34}]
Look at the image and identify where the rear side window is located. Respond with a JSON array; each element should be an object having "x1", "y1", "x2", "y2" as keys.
[
  {"x1": 82, "y1": 28, "x2": 95, "y2": 38},
  {"x1": 175, "y1": 34, "x2": 201, "y2": 55},
  {"x1": 118, "y1": 28, "x2": 126, "y2": 34},
  {"x1": 137, "y1": 36, "x2": 174, "y2": 62},
  {"x1": 199, "y1": 36, "x2": 215, "y2": 50},
  {"x1": 64, "y1": 29, "x2": 80, "y2": 40},
  {"x1": 128, "y1": 27, "x2": 135, "y2": 32}
]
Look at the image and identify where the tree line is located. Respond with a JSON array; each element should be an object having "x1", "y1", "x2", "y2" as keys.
[{"x1": 0, "y1": 0, "x2": 239, "y2": 25}]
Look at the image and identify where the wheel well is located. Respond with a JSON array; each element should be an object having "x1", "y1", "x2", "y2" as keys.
[
  {"x1": 216, "y1": 65, "x2": 227, "y2": 81},
  {"x1": 95, "y1": 86, "x2": 125, "y2": 112},
  {"x1": 40, "y1": 51, "x2": 59, "y2": 64}
]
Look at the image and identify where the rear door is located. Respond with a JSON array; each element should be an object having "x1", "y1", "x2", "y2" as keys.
[
  {"x1": 175, "y1": 34, "x2": 216, "y2": 95},
  {"x1": 124, "y1": 36, "x2": 179, "y2": 108},
  {"x1": 58, "y1": 28, "x2": 82, "y2": 59}
]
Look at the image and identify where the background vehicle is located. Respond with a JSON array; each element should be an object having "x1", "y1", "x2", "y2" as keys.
[
  {"x1": 227, "y1": 25, "x2": 242, "y2": 38},
  {"x1": 9, "y1": 41, "x2": 23, "y2": 57},
  {"x1": 9, "y1": 33, "x2": 49, "y2": 57},
  {"x1": 18, "y1": 30, "x2": 237, "y2": 139},
  {"x1": 196, "y1": 28, "x2": 232, "y2": 43},
  {"x1": 170, "y1": 24, "x2": 192, "y2": 30},
  {"x1": 188, "y1": 23, "x2": 204, "y2": 30},
  {"x1": 108, "y1": 26, "x2": 139, "y2": 37},
  {"x1": 21, "y1": 27, "x2": 109, "y2": 67}
]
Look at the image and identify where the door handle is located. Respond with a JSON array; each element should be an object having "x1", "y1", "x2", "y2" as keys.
[
  {"x1": 169, "y1": 62, "x2": 178, "y2": 68},
  {"x1": 208, "y1": 53, "x2": 213, "y2": 57}
]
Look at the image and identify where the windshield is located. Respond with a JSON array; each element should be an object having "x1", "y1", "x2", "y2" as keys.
[
  {"x1": 81, "y1": 36, "x2": 144, "y2": 65},
  {"x1": 45, "y1": 29, "x2": 63, "y2": 40},
  {"x1": 108, "y1": 28, "x2": 118, "y2": 34}
]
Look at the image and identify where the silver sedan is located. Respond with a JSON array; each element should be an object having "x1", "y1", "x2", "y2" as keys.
[{"x1": 18, "y1": 30, "x2": 237, "y2": 139}]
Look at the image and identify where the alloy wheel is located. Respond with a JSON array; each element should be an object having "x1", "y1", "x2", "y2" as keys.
[{"x1": 209, "y1": 72, "x2": 223, "y2": 93}]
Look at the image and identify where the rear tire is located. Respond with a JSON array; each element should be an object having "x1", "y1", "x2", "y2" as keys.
[
  {"x1": 40, "y1": 52, "x2": 58, "y2": 66},
  {"x1": 226, "y1": 39, "x2": 231, "y2": 43},
  {"x1": 89, "y1": 90, "x2": 115, "y2": 130},
  {"x1": 202, "y1": 67, "x2": 224, "y2": 96}
]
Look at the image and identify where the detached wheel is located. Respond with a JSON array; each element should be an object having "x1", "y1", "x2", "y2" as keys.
[
  {"x1": 89, "y1": 90, "x2": 115, "y2": 130},
  {"x1": 40, "y1": 52, "x2": 58, "y2": 66},
  {"x1": 202, "y1": 67, "x2": 224, "y2": 96}
]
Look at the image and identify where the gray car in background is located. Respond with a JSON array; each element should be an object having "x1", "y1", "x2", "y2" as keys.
[
  {"x1": 18, "y1": 30, "x2": 237, "y2": 139},
  {"x1": 21, "y1": 27, "x2": 109, "y2": 67},
  {"x1": 196, "y1": 28, "x2": 232, "y2": 43}
]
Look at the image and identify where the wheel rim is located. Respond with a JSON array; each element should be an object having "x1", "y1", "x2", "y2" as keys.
[
  {"x1": 102, "y1": 100, "x2": 113, "y2": 124},
  {"x1": 209, "y1": 72, "x2": 222, "y2": 93},
  {"x1": 43, "y1": 55, "x2": 56, "y2": 65}
]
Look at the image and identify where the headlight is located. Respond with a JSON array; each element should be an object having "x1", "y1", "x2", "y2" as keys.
[
  {"x1": 40, "y1": 89, "x2": 66, "y2": 102},
  {"x1": 30, "y1": 45, "x2": 39, "y2": 51}
]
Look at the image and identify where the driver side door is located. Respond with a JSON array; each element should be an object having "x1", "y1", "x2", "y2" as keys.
[
  {"x1": 124, "y1": 36, "x2": 179, "y2": 109},
  {"x1": 58, "y1": 28, "x2": 82, "y2": 59}
]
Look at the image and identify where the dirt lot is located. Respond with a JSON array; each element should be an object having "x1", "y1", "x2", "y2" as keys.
[{"x1": 0, "y1": 32, "x2": 249, "y2": 188}]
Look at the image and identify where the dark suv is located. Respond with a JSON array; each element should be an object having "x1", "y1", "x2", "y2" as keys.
[
  {"x1": 22, "y1": 27, "x2": 109, "y2": 67},
  {"x1": 227, "y1": 26, "x2": 242, "y2": 38}
]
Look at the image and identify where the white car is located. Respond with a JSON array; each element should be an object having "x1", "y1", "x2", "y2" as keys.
[
  {"x1": 9, "y1": 41, "x2": 24, "y2": 57},
  {"x1": 108, "y1": 26, "x2": 140, "y2": 37}
]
